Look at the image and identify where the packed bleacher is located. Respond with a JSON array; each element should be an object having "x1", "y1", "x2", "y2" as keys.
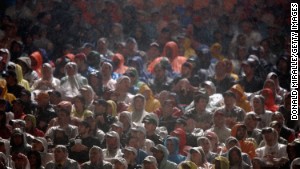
[{"x1": 0, "y1": 0, "x2": 299, "y2": 169}]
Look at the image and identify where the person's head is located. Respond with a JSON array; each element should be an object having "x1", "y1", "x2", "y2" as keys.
[
  {"x1": 74, "y1": 53, "x2": 87, "y2": 68},
  {"x1": 27, "y1": 150, "x2": 42, "y2": 168},
  {"x1": 251, "y1": 95, "x2": 265, "y2": 114},
  {"x1": 93, "y1": 99, "x2": 108, "y2": 115},
  {"x1": 153, "y1": 63, "x2": 166, "y2": 79},
  {"x1": 122, "y1": 146, "x2": 137, "y2": 163},
  {"x1": 115, "y1": 76, "x2": 131, "y2": 92},
  {"x1": 12, "y1": 99, "x2": 25, "y2": 114},
  {"x1": 53, "y1": 145, "x2": 68, "y2": 163},
  {"x1": 31, "y1": 137, "x2": 47, "y2": 153},
  {"x1": 261, "y1": 127, "x2": 278, "y2": 146},
  {"x1": 78, "y1": 120, "x2": 91, "y2": 136},
  {"x1": 204, "y1": 131, "x2": 219, "y2": 150},
  {"x1": 72, "y1": 94, "x2": 86, "y2": 113},
  {"x1": 64, "y1": 62, "x2": 77, "y2": 76},
  {"x1": 244, "y1": 112, "x2": 260, "y2": 130},
  {"x1": 132, "y1": 94, "x2": 145, "y2": 112},
  {"x1": 143, "y1": 113, "x2": 159, "y2": 134},
  {"x1": 222, "y1": 90, "x2": 236, "y2": 108},
  {"x1": 151, "y1": 144, "x2": 168, "y2": 163},
  {"x1": 24, "y1": 114, "x2": 36, "y2": 131},
  {"x1": 41, "y1": 63, "x2": 53, "y2": 80},
  {"x1": 105, "y1": 131, "x2": 120, "y2": 150},
  {"x1": 233, "y1": 123, "x2": 247, "y2": 140},
  {"x1": 142, "y1": 156, "x2": 158, "y2": 169},
  {"x1": 228, "y1": 146, "x2": 242, "y2": 166},
  {"x1": 111, "y1": 121, "x2": 124, "y2": 136},
  {"x1": 181, "y1": 62, "x2": 193, "y2": 78},
  {"x1": 197, "y1": 137, "x2": 212, "y2": 153},
  {"x1": 89, "y1": 146, "x2": 103, "y2": 164},
  {"x1": 35, "y1": 91, "x2": 50, "y2": 107},
  {"x1": 189, "y1": 146, "x2": 206, "y2": 166},
  {"x1": 194, "y1": 92, "x2": 209, "y2": 112},
  {"x1": 225, "y1": 136, "x2": 239, "y2": 150},
  {"x1": 48, "y1": 90, "x2": 62, "y2": 105},
  {"x1": 112, "y1": 157, "x2": 128, "y2": 169},
  {"x1": 215, "y1": 61, "x2": 226, "y2": 77},
  {"x1": 56, "y1": 101, "x2": 72, "y2": 122},
  {"x1": 100, "y1": 61, "x2": 113, "y2": 75},
  {"x1": 201, "y1": 81, "x2": 216, "y2": 96},
  {"x1": 118, "y1": 111, "x2": 132, "y2": 128},
  {"x1": 241, "y1": 59, "x2": 255, "y2": 76},
  {"x1": 271, "y1": 111, "x2": 285, "y2": 126},
  {"x1": 213, "y1": 108, "x2": 225, "y2": 127},
  {"x1": 269, "y1": 120, "x2": 282, "y2": 134}
]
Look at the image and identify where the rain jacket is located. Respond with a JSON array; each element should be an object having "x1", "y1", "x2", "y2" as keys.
[
  {"x1": 164, "y1": 136, "x2": 186, "y2": 164},
  {"x1": 154, "y1": 144, "x2": 177, "y2": 169},
  {"x1": 231, "y1": 124, "x2": 256, "y2": 159},
  {"x1": 171, "y1": 128, "x2": 189, "y2": 156},
  {"x1": 128, "y1": 56, "x2": 151, "y2": 83},
  {"x1": 34, "y1": 137, "x2": 54, "y2": 167},
  {"x1": 148, "y1": 41, "x2": 187, "y2": 73},
  {"x1": 230, "y1": 84, "x2": 251, "y2": 112},
  {"x1": 130, "y1": 94, "x2": 149, "y2": 124},
  {"x1": 10, "y1": 128, "x2": 32, "y2": 156},
  {"x1": 30, "y1": 51, "x2": 43, "y2": 77},
  {"x1": 213, "y1": 156, "x2": 229, "y2": 169},
  {"x1": 261, "y1": 88, "x2": 279, "y2": 112},
  {"x1": 112, "y1": 53, "x2": 128, "y2": 74},
  {"x1": 15, "y1": 63, "x2": 30, "y2": 90},
  {"x1": 138, "y1": 84, "x2": 161, "y2": 113},
  {"x1": 24, "y1": 114, "x2": 44, "y2": 137},
  {"x1": 107, "y1": 100, "x2": 118, "y2": 117},
  {"x1": 0, "y1": 79, "x2": 16, "y2": 104}
]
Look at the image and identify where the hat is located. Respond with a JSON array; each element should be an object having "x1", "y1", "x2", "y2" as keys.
[
  {"x1": 189, "y1": 147, "x2": 201, "y2": 154},
  {"x1": 242, "y1": 58, "x2": 256, "y2": 67},
  {"x1": 56, "y1": 101, "x2": 72, "y2": 113},
  {"x1": 131, "y1": 124, "x2": 146, "y2": 135},
  {"x1": 176, "y1": 117, "x2": 187, "y2": 126},
  {"x1": 33, "y1": 137, "x2": 47, "y2": 145},
  {"x1": 142, "y1": 113, "x2": 159, "y2": 126},
  {"x1": 106, "y1": 131, "x2": 119, "y2": 138},
  {"x1": 2, "y1": 70, "x2": 16, "y2": 78},
  {"x1": 222, "y1": 90, "x2": 236, "y2": 99},
  {"x1": 143, "y1": 155, "x2": 157, "y2": 165},
  {"x1": 150, "y1": 144, "x2": 166, "y2": 153},
  {"x1": 112, "y1": 157, "x2": 128, "y2": 168},
  {"x1": 75, "y1": 53, "x2": 87, "y2": 61},
  {"x1": 17, "y1": 57, "x2": 32, "y2": 68},
  {"x1": 261, "y1": 127, "x2": 274, "y2": 134},
  {"x1": 123, "y1": 146, "x2": 137, "y2": 156},
  {"x1": 112, "y1": 121, "x2": 124, "y2": 129}
]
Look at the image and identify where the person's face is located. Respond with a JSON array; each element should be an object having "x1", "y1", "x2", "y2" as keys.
[
  {"x1": 12, "y1": 135, "x2": 23, "y2": 146},
  {"x1": 89, "y1": 149, "x2": 101, "y2": 164},
  {"x1": 213, "y1": 114, "x2": 225, "y2": 126},
  {"x1": 242, "y1": 64, "x2": 252, "y2": 75},
  {"x1": 101, "y1": 63, "x2": 111, "y2": 74},
  {"x1": 113, "y1": 161, "x2": 126, "y2": 169},
  {"x1": 31, "y1": 140, "x2": 44, "y2": 152},
  {"x1": 65, "y1": 65, "x2": 76, "y2": 76},
  {"x1": 152, "y1": 150, "x2": 164, "y2": 162},
  {"x1": 143, "y1": 161, "x2": 157, "y2": 169},
  {"x1": 191, "y1": 151, "x2": 202, "y2": 165},
  {"x1": 54, "y1": 148, "x2": 67, "y2": 163},
  {"x1": 111, "y1": 125, "x2": 122, "y2": 135},
  {"x1": 263, "y1": 132, "x2": 275, "y2": 146},
  {"x1": 252, "y1": 98, "x2": 263, "y2": 113},
  {"x1": 74, "y1": 98, "x2": 84, "y2": 112},
  {"x1": 236, "y1": 127, "x2": 246, "y2": 140},
  {"x1": 154, "y1": 66, "x2": 165, "y2": 79},
  {"x1": 181, "y1": 66, "x2": 191, "y2": 77},
  {"x1": 12, "y1": 102, "x2": 23, "y2": 113},
  {"x1": 229, "y1": 150, "x2": 241, "y2": 164},
  {"x1": 215, "y1": 62, "x2": 226, "y2": 76},
  {"x1": 162, "y1": 102, "x2": 173, "y2": 116},
  {"x1": 224, "y1": 96, "x2": 235, "y2": 107},
  {"x1": 42, "y1": 66, "x2": 52, "y2": 79},
  {"x1": 134, "y1": 97, "x2": 144, "y2": 111},
  {"x1": 106, "y1": 136, "x2": 118, "y2": 149},
  {"x1": 198, "y1": 140, "x2": 210, "y2": 153},
  {"x1": 144, "y1": 122, "x2": 156, "y2": 133},
  {"x1": 78, "y1": 124, "x2": 89, "y2": 135},
  {"x1": 24, "y1": 117, "x2": 33, "y2": 130},
  {"x1": 166, "y1": 140, "x2": 175, "y2": 154},
  {"x1": 123, "y1": 150, "x2": 135, "y2": 162},
  {"x1": 128, "y1": 137, "x2": 139, "y2": 148},
  {"x1": 57, "y1": 110, "x2": 68, "y2": 123},
  {"x1": 195, "y1": 98, "x2": 207, "y2": 112},
  {"x1": 94, "y1": 103, "x2": 106, "y2": 114},
  {"x1": 28, "y1": 154, "x2": 37, "y2": 166},
  {"x1": 244, "y1": 116, "x2": 257, "y2": 129}
]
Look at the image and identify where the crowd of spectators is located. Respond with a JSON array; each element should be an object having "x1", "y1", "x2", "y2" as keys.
[{"x1": 0, "y1": 0, "x2": 299, "y2": 169}]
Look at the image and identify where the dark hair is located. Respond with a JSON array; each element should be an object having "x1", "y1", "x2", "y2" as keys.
[{"x1": 27, "y1": 150, "x2": 42, "y2": 168}]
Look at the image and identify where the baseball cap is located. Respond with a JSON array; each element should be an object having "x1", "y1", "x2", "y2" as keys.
[
  {"x1": 106, "y1": 131, "x2": 119, "y2": 138},
  {"x1": 150, "y1": 144, "x2": 166, "y2": 153},
  {"x1": 143, "y1": 156, "x2": 157, "y2": 165},
  {"x1": 222, "y1": 90, "x2": 236, "y2": 99},
  {"x1": 123, "y1": 146, "x2": 137, "y2": 156},
  {"x1": 111, "y1": 121, "x2": 124, "y2": 129},
  {"x1": 142, "y1": 113, "x2": 159, "y2": 126},
  {"x1": 261, "y1": 127, "x2": 274, "y2": 134},
  {"x1": 112, "y1": 157, "x2": 127, "y2": 167},
  {"x1": 131, "y1": 124, "x2": 146, "y2": 135}
]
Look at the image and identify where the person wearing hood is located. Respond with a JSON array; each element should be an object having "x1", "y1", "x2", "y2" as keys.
[
  {"x1": 31, "y1": 137, "x2": 54, "y2": 167},
  {"x1": 170, "y1": 127, "x2": 190, "y2": 156},
  {"x1": 243, "y1": 112, "x2": 263, "y2": 146},
  {"x1": 261, "y1": 88, "x2": 279, "y2": 112},
  {"x1": 112, "y1": 53, "x2": 128, "y2": 75},
  {"x1": 129, "y1": 94, "x2": 149, "y2": 125},
  {"x1": 74, "y1": 52, "x2": 98, "y2": 78},
  {"x1": 31, "y1": 63, "x2": 60, "y2": 92},
  {"x1": 103, "y1": 131, "x2": 123, "y2": 161},
  {"x1": 227, "y1": 146, "x2": 251, "y2": 169},
  {"x1": 250, "y1": 95, "x2": 273, "y2": 129},
  {"x1": 113, "y1": 75, "x2": 134, "y2": 105},
  {"x1": 148, "y1": 41, "x2": 187, "y2": 74},
  {"x1": 255, "y1": 127, "x2": 289, "y2": 168},
  {"x1": 164, "y1": 136, "x2": 186, "y2": 164},
  {"x1": 230, "y1": 123, "x2": 256, "y2": 159},
  {"x1": 60, "y1": 62, "x2": 88, "y2": 100},
  {"x1": 125, "y1": 67, "x2": 145, "y2": 95},
  {"x1": 7, "y1": 62, "x2": 30, "y2": 91},
  {"x1": 2, "y1": 70, "x2": 25, "y2": 98},
  {"x1": 266, "y1": 72, "x2": 287, "y2": 99},
  {"x1": 150, "y1": 144, "x2": 177, "y2": 169},
  {"x1": 11, "y1": 98, "x2": 26, "y2": 120},
  {"x1": 24, "y1": 114, "x2": 44, "y2": 137},
  {"x1": 230, "y1": 84, "x2": 251, "y2": 112},
  {"x1": 71, "y1": 94, "x2": 93, "y2": 121},
  {"x1": 16, "y1": 56, "x2": 39, "y2": 86},
  {"x1": 0, "y1": 110, "x2": 11, "y2": 139},
  {"x1": 128, "y1": 56, "x2": 150, "y2": 84},
  {"x1": 271, "y1": 112, "x2": 296, "y2": 143},
  {"x1": 187, "y1": 146, "x2": 213, "y2": 169},
  {"x1": 10, "y1": 128, "x2": 32, "y2": 156},
  {"x1": 138, "y1": 84, "x2": 160, "y2": 113},
  {"x1": 27, "y1": 150, "x2": 44, "y2": 169},
  {"x1": 81, "y1": 146, "x2": 113, "y2": 169},
  {"x1": 197, "y1": 136, "x2": 218, "y2": 163},
  {"x1": 29, "y1": 51, "x2": 43, "y2": 78}
]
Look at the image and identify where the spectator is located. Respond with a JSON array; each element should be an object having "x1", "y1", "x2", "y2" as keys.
[
  {"x1": 24, "y1": 114, "x2": 44, "y2": 137},
  {"x1": 227, "y1": 146, "x2": 251, "y2": 169},
  {"x1": 31, "y1": 137, "x2": 53, "y2": 167},
  {"x1": 103, "y1": 131, "x2": 123, "y2": 161},
  {"x1": 27, "y1": 150, "x2": 44, "y2": 169},
  {"x1": 187, "y1": 146, "x2": 213, "y2": 169},
  {"x1": 164, "y1": 136, "x2": 185, "y2": 164},
  {"x1": 250, "y1": 95, "x2": 273, "y2": 129},
  {"x1": 45, "y1": 145, "x2": 80, "y2": 169},
  {"x1": 150, "y1": 144, "x2": 177, "y2": 169},
  {"x1": 10, "y1": 128, "x2": 32, "y2": 156},
  {"x1": 81, "y1": 146, "x2": 113, "y2": 169}
]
